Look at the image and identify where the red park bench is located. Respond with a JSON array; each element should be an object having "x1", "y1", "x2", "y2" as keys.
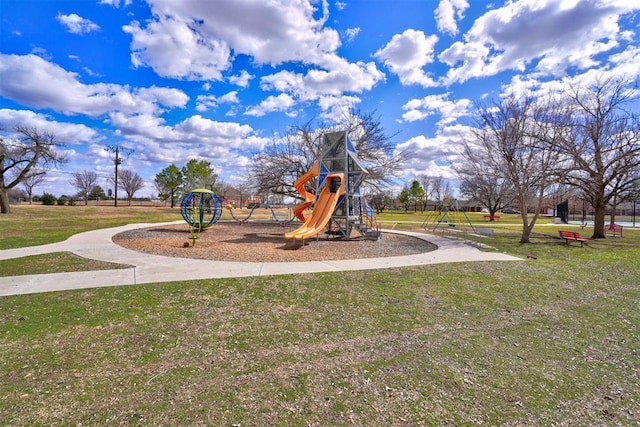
[
  {"x1": 483, "y1": 215, "x2": 500, "y2": 221},
  {"x1": 558, "y1": 230, "x2": 588, "y2": 247},
  {"x1": 606, "y1": 224, "x2": 623, "y2": 237}
]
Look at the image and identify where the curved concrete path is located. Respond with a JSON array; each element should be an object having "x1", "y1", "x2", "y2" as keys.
[{"x1": 0, "y1": 222, "x2": 521, "y2": 296}]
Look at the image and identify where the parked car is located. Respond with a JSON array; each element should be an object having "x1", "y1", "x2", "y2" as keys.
[{"x1": 502, "y1": 208, "x2": 521, "y2": 214}]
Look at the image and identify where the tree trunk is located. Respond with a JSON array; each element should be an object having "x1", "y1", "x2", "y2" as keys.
[
  {"x1": 0, "y1": 189, "x2": 11, "y2": 214},
  {"x1": 519, "y1": 216, "x2": 535, "y2": 243},
  {"x1": 519, "y1": 226, "x2": 532, "y2": 243},
  {"x1": 592, "y1": 201, "x2": 606, "y2": 239},
  {"x1": 518, "y1": 205, "x2": 542, "y2": 243}
]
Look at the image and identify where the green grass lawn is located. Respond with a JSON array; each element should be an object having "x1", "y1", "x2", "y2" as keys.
[
  {"x1": 0, "y1": 204, "x2": 181, "y2": 249},
  {"x1": 1, "y1": 206, "x2": 639, "y2": 425}
]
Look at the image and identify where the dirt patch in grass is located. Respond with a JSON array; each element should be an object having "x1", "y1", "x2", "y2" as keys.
[{"x1": 112, "y1": 221, "x2": 437, "y2": 262}]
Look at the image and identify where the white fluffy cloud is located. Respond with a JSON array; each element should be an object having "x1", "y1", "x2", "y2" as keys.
[
  {"x1": 396, "y1": 124, "x2": 473, "y2": 180},
  {"x1": 123, "y1": 16, "x2": 232, "y2": 81},
  {"x1": 196, "y1": 91, "x2": 240, "y2": 112},
  {"x1": 401, "y1": 93, "x2": 472, "y2": 128},
  {"x1": 244, "y1": 94, "x2": 296, "y2": 117},
  {"x1": 434, "y1": 0, "x2": 469, "y2": 36},
  {"x1": 107, "y1": 112, "x2": 261, "y2": 148},
  {"x1": 0, "y1": 54, "x2": 188, "y2": 117},
  {"x1": 374, "y1": 29, "x2": 439, "y2": 87},
  {"x1": 439, "y1": 0, "x2": 640, "y2": 84},
  {"x1": 0, "y1": 52, "x2": 269, "y2": 188},
  {"x1": 56, "y1": 13, "x2": 100, "y2": 34},
  {"x1": 140, "y1": 0, "x2": 339, "y2": 67},
  {"x1": 122, "y1": 0, "x2": 342, "y2": 81},
  {"x1": 228, "y1": 70, "x2": 254, "y2": 88},
  {"x1": 256, "y1": 58, "x2": 383, "y2": 116},
  {"x1": 121, "y1": 0, "x2": 383, "y2": 121},
  {"x1": 0, "y1": 109, "x2": 100, "y2": 145},
  {"x1": 99, "y1": 0, "x2": 132, "y2": 7}
]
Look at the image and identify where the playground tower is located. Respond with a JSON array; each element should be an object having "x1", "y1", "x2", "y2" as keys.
[{"x1": 318, "y1": 131, "x2": 379, "y2": 239}]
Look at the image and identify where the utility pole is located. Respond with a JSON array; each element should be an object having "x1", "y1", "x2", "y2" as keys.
[{"x1": 105, "y1": 144, "x2": 134, "y2": 208}]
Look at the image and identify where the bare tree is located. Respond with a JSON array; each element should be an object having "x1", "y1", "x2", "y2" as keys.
[
  {"x1": 21, "y1": 172, "x2": 47, "y2": 204},
  {"x1": 343, "y1": 110, "x2": 408, "y2": 191},
  {"x1": 71, "y1": 170, "x2": 98, "y2": 205},
  {"x1": 106, "y1": 144, "x2": 133, "y2": 207},
  {"x1": 467, "y1": 96, "x2": 561, "y2": 243},
  {"x1": 0, "y1": 125, "x2": 66, "y2": 214},
  {"x1": 431, "y1": 176, "x2": 455, "y2": 203},
  {"x1": 455, "y1": 139, "x2": 516, "y2": 219},
  {"x1": 367, "y1": 190, "x2": 393, "y2": 214},
  {"x1": 234, "y1": 182, "x2": 253, "y2": 208},
  {"x1": 417, "y1": 175, "x2": 434, "y2": 209},
  {"x1": 250, "y1": 122, "x2": 320, "y2": 200},
  {"x1": 555, "y1": 76, "x2": 640, "y2": 238},
  {"x1": 117, "y1": 169, "x2": 145, "y2": 206},
  {"x1": 250, "y1": 110, "x2": 408, "y2": 200},
  {"x1": 457, "y1": 169, "x2": 514, "y2": 219}
]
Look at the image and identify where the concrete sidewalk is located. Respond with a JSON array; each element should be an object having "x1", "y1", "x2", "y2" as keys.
[{"x1": 0, "y1": 222, "x2": 521, "y2": 296}]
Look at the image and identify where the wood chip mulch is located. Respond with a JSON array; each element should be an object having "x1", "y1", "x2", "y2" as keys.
[{"x1": 112, "y1": 221, "x2": 437, "y2": 263}]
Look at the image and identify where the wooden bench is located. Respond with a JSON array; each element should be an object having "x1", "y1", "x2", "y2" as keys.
[
  {"x1": 606, "y1": 224, "x2": 623, "y2": 237},
  {"x1": 483, "y1": 215, "x2": 500, "y2": 221},
  {"x1": 558, "y1": 230, "x2": 588, "y2": 247}
]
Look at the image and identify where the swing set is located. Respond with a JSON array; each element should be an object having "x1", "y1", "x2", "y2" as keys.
[
  {"x1": 226, "y1": 203, "x2": 294, "y2": 226},
  {"x1": 421, "y1": 198, "x2": 475, "y2": 233}
]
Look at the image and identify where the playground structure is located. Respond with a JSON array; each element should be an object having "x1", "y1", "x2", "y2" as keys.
[
  {"x1": 226, "y1": 203, "x2": 293, "y2": 226},
  {"x1": 422, "y1": 198, "x2": 475, "y2": 233},
  {"x1": 177, "y1": 131, "x2": 379, "y2": 244},
  {"x1": 285, "y1": 131, "x2": 380, "y2": 242},
  {"x1": 180, "y1": 189, "x2": 224, "y2": 245}
]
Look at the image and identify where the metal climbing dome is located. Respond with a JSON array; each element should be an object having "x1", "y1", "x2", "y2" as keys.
[{"x1": 180, "y1": 189, "x2": 224, "y2": 232}]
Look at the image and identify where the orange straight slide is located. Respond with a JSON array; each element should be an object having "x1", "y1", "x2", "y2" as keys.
[{"x1": 285, "y1": 173, "x2": 345, "y2": 241}]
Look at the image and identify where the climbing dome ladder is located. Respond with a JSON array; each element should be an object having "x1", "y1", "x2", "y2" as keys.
[{"x1": 180, "y1": 189, "x2": 224, "y2": 245}]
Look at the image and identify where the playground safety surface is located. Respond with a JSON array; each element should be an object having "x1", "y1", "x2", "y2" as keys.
[
  {"x1": 112, "y1": 221, "x2": 437, "y2": 263},
  {"x1": 0, "y1": 221, "x2": 521, "y2": 296}
]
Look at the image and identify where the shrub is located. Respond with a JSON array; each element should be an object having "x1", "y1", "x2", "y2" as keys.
[
  {"x1": 41, "y1": 193, "x2": 57, "y2": 205},
  {"x1": 57, "y1": 197, "x2": 67, "y2": 206}
]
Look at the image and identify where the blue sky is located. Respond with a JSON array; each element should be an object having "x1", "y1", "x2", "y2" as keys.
[{"x1": 1, "y1": 0, "x2": 639, "y2": 198}]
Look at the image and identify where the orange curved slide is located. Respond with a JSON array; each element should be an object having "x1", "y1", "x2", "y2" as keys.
[
  {"x1": 292, "y1": 161, "x2": 319, "y2": 222},
  {"x1": 285, "y1": 173, "x2": 345, "y2": 241}
]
